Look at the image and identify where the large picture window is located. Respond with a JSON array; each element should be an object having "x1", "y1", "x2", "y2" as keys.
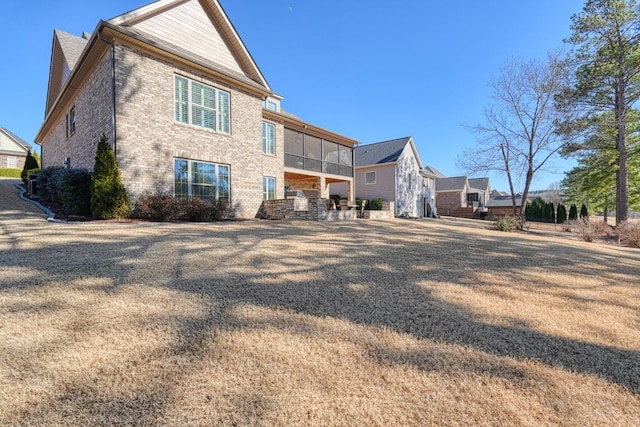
[
  {"x1": 262, "y1": 122, "x2": 275, "y2": 155},
  {"x1": 174, "y1": 158, "x2": 230, "y2": 201},
  {"x1": 174, "y1": 75, "x2": 230, "y2": 134}
]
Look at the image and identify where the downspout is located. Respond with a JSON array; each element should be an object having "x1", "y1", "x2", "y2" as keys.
[{"x1": 97, "y1": 30, "x2": 117, "y2": 156}]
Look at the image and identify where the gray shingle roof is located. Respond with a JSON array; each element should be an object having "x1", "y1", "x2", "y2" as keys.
[
  {"x1": 54, "y1": 29, "x2": 88, "y2": 70},
  {"x1": 355, "y1": 137, "x2": 411, "y2": 167},
  {"x1": 423, "y1": 165, "x2": 446, "y2": 178},
  {"x1": 468, "y1": 177, "x2": 489, "y2": 191},
  {"x1": 486, "y1": 195, "x2": 525, "y2": 208},
  {"x1": 436, "y1": 176, "x2": 467, "y2": 192},
  {"x1": 0, "y1": 128, "x2": 31, "y2": 151}
]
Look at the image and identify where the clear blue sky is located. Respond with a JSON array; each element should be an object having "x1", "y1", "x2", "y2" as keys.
[{"x1": 0, "y1": 0, "x2": 585, "y2": 191}]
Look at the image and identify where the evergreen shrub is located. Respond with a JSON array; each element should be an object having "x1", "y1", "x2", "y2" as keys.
[{"x1": 91, "y1": 135, "x2": 131, "y2": 219}]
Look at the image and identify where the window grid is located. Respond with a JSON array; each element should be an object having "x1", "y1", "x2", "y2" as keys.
[
  {"x1": 174, "y1": 158, "x2": 230, "y2": 201},
  {"x1": 174, "y1": 75, "x2": 230, "y2": 134},
  {"x1": 262, "y1": 122, "x2": 275, "y2": 155},
  {"x1": 263, "y1": 176, "x2": 276, "y2": 200},
  {"x1": 69, "y1": 107, "x2": 76, "y2": 135}
]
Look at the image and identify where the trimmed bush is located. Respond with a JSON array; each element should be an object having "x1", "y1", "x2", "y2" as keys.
[
  {"x1": 37, "y1": 166, "x2": 67, "y2": 202},
  {"x1": 133, "y1": 192, "x2": 230, "y2": 222},
  {"x1": 133, "y1": 192, "x2": 176, "y2": 221},
  {"x1": 617, "y1": 221, "x2": 640, "y2": 248},
  {"x1": 369, "y1": 198, "x2": 384, "y2": 210},
  {"x1": 0, "y1": 168, "x2": 22, "y2": 178},
  {"x1": 60, "y1": 168, "x2": 92, "y2": 215},
  {"x1": 91, "y1": 135, "x2": 131, "y2": 219},
  {"x1": 21, "y1": 150, "x2": 39, "y2": 183},
  {"x1": 495, "y1": 215, "x2": 522, "y2": 232}
]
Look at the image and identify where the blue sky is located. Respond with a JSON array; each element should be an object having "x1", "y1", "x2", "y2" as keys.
[{"x1": 0, "y1": 0, "x2": 585, "y2": 191}]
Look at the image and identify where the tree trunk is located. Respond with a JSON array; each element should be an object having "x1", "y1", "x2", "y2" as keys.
[{"x1": 615, "y1": 77, "x2": 628, "y2": 225}]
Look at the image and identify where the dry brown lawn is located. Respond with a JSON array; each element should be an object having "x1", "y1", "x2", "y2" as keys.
[{"x1": 1, "y1": 195, "x2": 639, "y2": 425}]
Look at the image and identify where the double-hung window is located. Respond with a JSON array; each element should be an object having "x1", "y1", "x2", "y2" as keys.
[
  {"x1": 174, "y1": 158, "x2": 230, "y2": 201},
  {"x1": 262, "y1": 122, "x2": 275, "y2": 155},
  {"x1": 174, "y1": 75, "x2": 230, "y2": 134},
  {"x1": 263, "y1": 177, "x2": 275, "y2": 200}
]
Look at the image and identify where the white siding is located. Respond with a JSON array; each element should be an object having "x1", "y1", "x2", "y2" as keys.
[{"x1": 132, "y1": 0, "x2": 243, "y2": 74}]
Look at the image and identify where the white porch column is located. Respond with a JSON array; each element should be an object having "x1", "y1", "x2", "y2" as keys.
[{"x1": 320, "y1": 176, "x2": 328, "y2": 198}]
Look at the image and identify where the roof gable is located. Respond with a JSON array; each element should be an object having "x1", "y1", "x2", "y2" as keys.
[
  {"x1": 108, "y1": 0, "x2": 270, "y2": 90},
  {"x1": 355, "y1": 137, "x2": 411, "y2": 167},
  {"x1": 423, "y1": 165, "x2": 446, "y2": 179},
  {"x1": 45, "y1": 30, "x2": 89, "y2": 114},
  {"x1": 468, "y1": 177, "x2": 490, "y2": 191},
  {"x1": 0, "y1": 128, "x2": 31, "y2": 154}
]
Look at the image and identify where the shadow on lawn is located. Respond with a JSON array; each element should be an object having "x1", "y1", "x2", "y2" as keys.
[{"x1": 1, "y1": 218, "x2": 639, "y2": 422}]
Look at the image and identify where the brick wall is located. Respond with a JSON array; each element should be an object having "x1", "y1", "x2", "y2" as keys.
[
  {"x1": 436, "y1": 191, "x2": 462, "y2": 214},
  {"x1": 41, "y1": 50, "x2": 114, "y2": 170},
  {"x1": 112, "y1": 43, "x2": 284, "y2": 218}
]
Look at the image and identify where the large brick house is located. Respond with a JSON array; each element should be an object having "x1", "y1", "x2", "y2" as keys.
[{"x1": 35, "y1": 0, "x2": 357, "y2": 218}]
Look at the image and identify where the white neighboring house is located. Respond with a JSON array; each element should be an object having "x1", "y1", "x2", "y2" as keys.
[
  {"x1": 0, "y1": 128, "x2": 32, "y2": 170},
  {"x1": 354, "y1": 137, "x2": 430, "y2": 217}
]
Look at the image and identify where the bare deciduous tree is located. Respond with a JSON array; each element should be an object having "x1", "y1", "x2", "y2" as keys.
[{"x1": 458, "y1": 54, "x2": 568, "y2": 220}]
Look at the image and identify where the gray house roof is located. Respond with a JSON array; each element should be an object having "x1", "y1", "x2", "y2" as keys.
[
  {"x1": 436, "y1": 176, "x2": 468, "y2": 192},
  {"x1": 0, "y1": 128, "x2": 31, "y2": 151},
  {"x1": 54, "y1": 29, "x2": 89, "y2": 70},
  {"x1": 486, "y1": 195, "x2": 527, "y2": 208},
  {"x1": 355, "y1": 137, "x2": 411, "y2": 167},
  {"x1": 423, "y1": 165, "x2": 446, "y2": 178},
  {"x1": 468, "y1": 177, "x2": 489, "y2": 191}
]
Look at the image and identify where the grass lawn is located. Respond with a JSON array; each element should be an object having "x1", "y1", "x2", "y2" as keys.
[{"x1": 1, "y1": 214, "x2": 639, "y2": 426}]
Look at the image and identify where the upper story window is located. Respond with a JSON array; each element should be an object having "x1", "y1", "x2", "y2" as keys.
[
  {"x1": 365, "y1": 171, "x2": 376, "y2": 185},
  {"x1": 69, "y1": 107, "x2": 76, "y2": 135},
  {"x1": 262, "y1": 97, "x2": 279, "y2": 112},
  {"x1": 262, "y1": 122, "x2": 275, "y2": 155},
  {"x1": 174, "y1": 75, "x2": 230, "y2": 134}
]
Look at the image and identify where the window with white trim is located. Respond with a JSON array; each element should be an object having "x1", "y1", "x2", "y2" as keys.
[
  {"x1": 174, "y1": 158, "x2": 230, "y2": 201},
  {"x1": 174, "y1": 75, "x2": 230, "y2": 134},
  {"x1": 262, "y1": 122, "x2": 275, "y2": 155},
  {"x1": 263, "y1": 176, "x2": 275, "y2": 200},
  {"x1": 7, "y1": 156, "x2": 17, "y2": 168},
  {"x1": 365, "y1": 171, "x2": 376, "y2": 185}
]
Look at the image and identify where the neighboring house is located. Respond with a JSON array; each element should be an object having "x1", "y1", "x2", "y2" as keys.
[
  {"x1": 35, "y1": 0, "x2": 357, "y2": 219},
  {"x1": 354, "y1": 136, "x2": 428, "y2": 217},
  {"x1": 467, "y1": 177, "x2": 490, "y2": 210},
  {"x1": 435, "y1": 175, "x2": 491, "y2": 218},
  {"x1": 486, "y1": 194, "x2": 527, "y2": 218},
  {"x1": 0, "y1": 128, "x2": 32, "y2": 170}
]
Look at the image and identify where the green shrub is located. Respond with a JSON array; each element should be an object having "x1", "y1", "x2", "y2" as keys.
[
  {"x1": 0, "y1": 168, "x2": 22, "y2": 178},
  {"x1": 60, "y1": 168, "x2": 92, "y2": 215},
  {"x1": 495, "y1": 215, "x2": 522, "y2": 232},
  {"x1": 37, "y1": 166, "x2": 67, "y2": 202},
  {"x1": 557, "y1": 204, "x2": 567, "y2": 224},
  {"x1": 569, "y1": 204, "x2": 578, "y2": 221},
  {"x1": 617, "y1": 221, "x2": 640, "y2": 248},
  {"x1": 580, "y1": 204, "x2": 589, "y2": 219},
  {"x1": 21, "y1": 150, "x2": 39, "y2": 183},
  {"x1": 91, "y1": 134, "x2": 131, "y2": 219},
  {"x1": 369, "y1": 198, "x2": 384, "y2": 210}
]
